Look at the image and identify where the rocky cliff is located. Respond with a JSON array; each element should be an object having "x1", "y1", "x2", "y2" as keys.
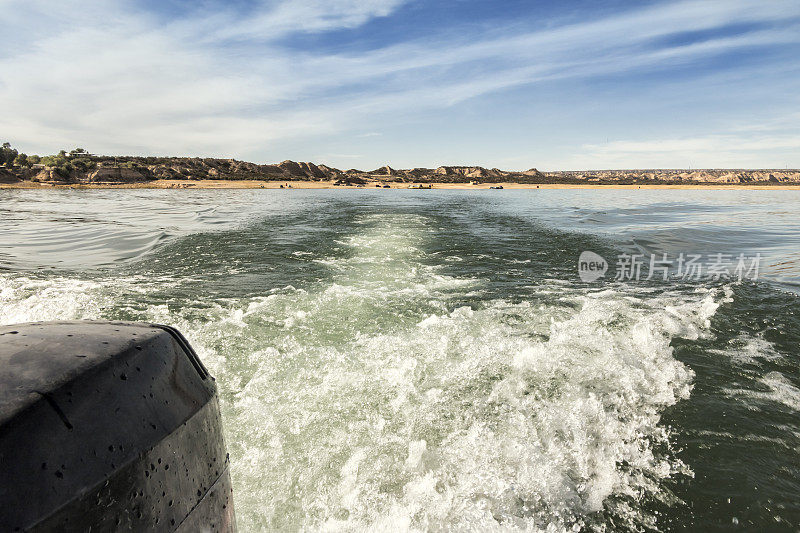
[
  {"x1": 543, "y1": 169, "x2": 800, "y2": 184},
  {"x1": 17, "y1": 157, "x2": 340, "y2": 184},
  {"x1": 4, "y1": 154, "x2": 799, "y2": 185},
  {"x1": 0, "y1": 168, "x2": 21, "y2": 183}
]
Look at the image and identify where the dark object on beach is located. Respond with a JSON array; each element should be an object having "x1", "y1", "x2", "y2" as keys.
[
  {"x1": 490, "y1": 185, "x2": 504, "y2": 189},
  {"x1": 382, "y1": 184, "x2": 391, "y2": 188},
  {"x1": 334, "y1": 176, "x2": 367, "y2": 186},
  {"x1": 0, "y1": 321, "x2": 235, "y2": 532}
]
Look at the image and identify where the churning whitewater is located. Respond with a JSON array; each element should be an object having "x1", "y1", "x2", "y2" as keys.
[
  {"x1": 3, "y1": 188, "x2": 800, "y2": 530},
  {"x1": 2, "y1": 211, "x2": 725, "y2": 531}
]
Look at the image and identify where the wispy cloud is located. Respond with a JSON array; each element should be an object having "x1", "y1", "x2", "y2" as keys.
[
  {"x1": 579, "y1": 133, "x2": 800, "y2": 169},
  {"x1": 0, "y1": 0, "x2": 798, "y2": 168},
  {"x1": 211, "y1": 0, "x2": 408, "y2": 40}
]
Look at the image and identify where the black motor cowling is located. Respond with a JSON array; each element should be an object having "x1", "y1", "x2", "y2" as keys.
[{"x1": 0, "y1": 321, "x2": 235, "y2": 532}]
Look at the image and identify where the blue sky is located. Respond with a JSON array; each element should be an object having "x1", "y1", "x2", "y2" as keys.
[{"x1": 1, "y1": 0, "x2": 799, "y2": 170}]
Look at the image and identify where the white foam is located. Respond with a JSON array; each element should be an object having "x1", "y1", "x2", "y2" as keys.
[
  {"x1": 726, "y1": 371, "x2": 800, "y2": 413},
  {"x1": 0, "y1": 275, "x2": 109, "y2": 323},
  {"x1": 185, "y1": 219, "x2": 723, "y2": 530},
  {"x1": 710, "y1": 334, "x2": 784, "y2": 365},
  {"x1": 0, "y1": 214, "x2": 730, "y2": 532}
]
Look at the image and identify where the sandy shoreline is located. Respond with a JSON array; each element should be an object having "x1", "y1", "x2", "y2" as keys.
[{"x1": 2, "y1": 179, "x2": 800, "y2": 190}]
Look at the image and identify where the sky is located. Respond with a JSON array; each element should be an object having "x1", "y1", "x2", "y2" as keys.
[{"x1": 1, "y1": 0, "x2": 799, "y2": 170}]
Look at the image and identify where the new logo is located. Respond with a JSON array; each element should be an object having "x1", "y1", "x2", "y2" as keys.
[{"x1": 578, "y1": 251, "x2": 607, "y2": 282}]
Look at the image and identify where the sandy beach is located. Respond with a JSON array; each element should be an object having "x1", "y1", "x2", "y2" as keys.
[{"x1": 3, "y1": 179, "x2": 800, "y2": 190}]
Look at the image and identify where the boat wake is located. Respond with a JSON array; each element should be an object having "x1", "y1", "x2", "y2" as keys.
[{"x1": 0, "y1": 213, "x2": 736, "y2": 531}]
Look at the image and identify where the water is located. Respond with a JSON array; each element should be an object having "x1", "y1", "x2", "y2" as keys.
[{"x1": 2, "y1": 188, "x2": 800, "y2": 531}]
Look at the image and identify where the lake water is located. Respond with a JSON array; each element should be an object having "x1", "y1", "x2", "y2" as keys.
[{"x1": 2, "y1": 188, "x2": 800, "y2": 531}]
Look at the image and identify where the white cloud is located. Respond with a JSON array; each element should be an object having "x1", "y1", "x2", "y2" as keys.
[
  {"x1": 212, "y1": 0, "x2": 407, "y2": 40},
  {"x1": 573, "y1": 133, "x2": 800, "y2": 169}
]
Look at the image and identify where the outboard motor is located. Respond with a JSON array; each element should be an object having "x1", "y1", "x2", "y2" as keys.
[{"x1": 0, "y1": 321, "x2": 235, "y2": 532}]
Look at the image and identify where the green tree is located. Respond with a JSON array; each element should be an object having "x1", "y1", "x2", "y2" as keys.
[
  {"x1": 70, "y1": 157, "x2": 96, "y2": 172},
  {"x1": 14, "y1": 153, "x2": 28, "y2": 168},
  {"x1": 1, "y1": 142, "x2": 19, "y2": 167},
  {"x1": 54, "y1": 162, "x2": 74, "y2": 178},
  {"x1": 40, "y1": 152, "x2": 68, "y2": 168},
  {"x1": 28, "y1": 154, "x2": 41, "y2": 165}
]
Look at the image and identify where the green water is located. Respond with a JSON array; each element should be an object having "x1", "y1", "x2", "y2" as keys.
[{"x1": 2, "y1": 189, "x2": 800, "y2": 531}]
